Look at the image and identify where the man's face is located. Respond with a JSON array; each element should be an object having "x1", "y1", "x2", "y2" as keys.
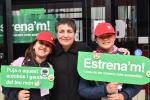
[{"x1": 57, "y1": 24, "x2": 75, "y2": 50}]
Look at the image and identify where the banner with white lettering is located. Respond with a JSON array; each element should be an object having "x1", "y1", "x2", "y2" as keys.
[
  {"x1": 0, "y1": 15, "x2": 57, "y2": 43},
  {"x1": 0, "y1": 65, "x2": 54, "y2": 89},
  {"x1": 77, "y1": 51, "x2": 150, "y2": 85}
]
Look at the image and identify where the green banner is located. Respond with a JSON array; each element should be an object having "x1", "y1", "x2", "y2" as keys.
[
  {"x1": 0, "y1": 65, "x2": 54, "y2": 89},
  {"x1": 77, "y1": 51, "x2": 150, "y2": 85},
  {"x1": 0, "y1": 14, "x2": 57, "y2": 43},
  {"x1": 20, "y1": 8, "x2": 46, "y2": 15}
]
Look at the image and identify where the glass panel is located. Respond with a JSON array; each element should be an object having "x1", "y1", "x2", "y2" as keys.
[
  {"x1": 91, "y1": 0, "x2": 105, "y2": 41},
  {"x1": 117, "y1": 5, "x2": 137, "y2": 41},
  {"x1": 0, "y1": 0, "x2": 4, "y2": 62},
  {"x1": 0, "y1": 1, "x2": 4, "y2": 100},
  {"x1": 46, "y1": 2, "x2": 83, "y2": 41}
]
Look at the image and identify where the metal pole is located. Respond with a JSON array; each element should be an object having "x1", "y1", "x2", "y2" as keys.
[{"x1": 3, "y1": 0, "x2": 13, "y2": 64}]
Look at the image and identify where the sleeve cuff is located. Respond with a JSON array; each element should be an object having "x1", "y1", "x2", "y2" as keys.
[{"x1": 120, "y1": 92, "x2": 129, "y2": 100}]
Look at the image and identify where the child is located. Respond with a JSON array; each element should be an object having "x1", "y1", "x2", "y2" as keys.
[
  {"x1": 78, "y1": 22, "x2": 142, "y2": 100},
  {"x1": 2, "y1": 31, "x2": 55, "y2": 100}
]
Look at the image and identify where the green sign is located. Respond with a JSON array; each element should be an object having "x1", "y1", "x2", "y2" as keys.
[
  {"x1": 0, "y1": 65, "x2": 54, "y2": 89},
  {"x1": 77, "y1": 51, "x2": 150, "y2": 85},
  {"x1": 0, "y1": 14, "x2": 57, "y2": 43},
  {"x1": 20, "y1": 8, "x2": 46, "y2": 15},
  {"x1": 0, "y1": 72, "x2": 1, "y2": 85}
]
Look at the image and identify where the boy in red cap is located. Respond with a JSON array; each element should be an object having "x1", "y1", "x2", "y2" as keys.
[
  {"x1": 2, "y1": 31, "x2": 55, "y2": 100},
  {"x1": 94, "y1": 22, "x2": 129, "y2": 54},
  {"x1": 79, "y1": 22, "x2": 142, "y2": 100},
  {"x1": 94, "y1": 22, "x2": 117, "y2": 53}
]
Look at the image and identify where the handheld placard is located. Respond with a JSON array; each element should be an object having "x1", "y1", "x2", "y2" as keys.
[
  {"x1": 77, "y1": 51, "x2": 150, "y2": 85},
  {"x1": 0, "y1": 65, "x2": 54, "y2": 89}
]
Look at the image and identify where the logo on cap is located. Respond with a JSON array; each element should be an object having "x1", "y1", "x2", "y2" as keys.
[{"x1": 107, "y1": 25, "x2": 111, "y2": 29}]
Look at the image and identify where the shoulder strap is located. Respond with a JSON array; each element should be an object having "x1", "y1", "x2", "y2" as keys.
[{"x1": 47, "y1": 62, "x2": 53, "y2": 69}]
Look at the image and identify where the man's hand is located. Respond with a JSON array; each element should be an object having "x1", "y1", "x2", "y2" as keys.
[{"x1": 118, "y1": 48, "x2": 130, "y2": 55}]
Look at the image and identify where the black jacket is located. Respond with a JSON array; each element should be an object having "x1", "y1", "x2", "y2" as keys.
[
  {"x1": 50, "y1": 41, "x2": 92, "y2": 100},
  {"x1": 79, "y1": 79, "x2": 142, "y2": 100},
  {"x1": 2, "y1": 59, "x2": 52, "y2": 100}
]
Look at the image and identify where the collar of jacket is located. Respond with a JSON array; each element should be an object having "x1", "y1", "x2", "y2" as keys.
[
  {"x1": 55, "y1": 41, "x2": 78, "y2": 56},
  {"x1": 96, "y1": 45, "x2": 118, "y2": 54},
  {"x1": 23, "y1": 58, "x2": 49, "y2": 67}
]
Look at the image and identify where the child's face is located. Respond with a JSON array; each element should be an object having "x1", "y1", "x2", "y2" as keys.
[
  {"x1": 95, "y1": 33, "x2": 116, "y2": 52},
  {"x1": 33, "y1": 40, "x2": 52, "y2": 59}
]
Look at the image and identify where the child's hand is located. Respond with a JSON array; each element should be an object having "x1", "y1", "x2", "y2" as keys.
[
  {"x1": 118, "y1": 48, "x2": 130, "y2": 55},
  {"x1": 107, "y1": 93, "x2": 124, "y2": 100},
  {"x1": 106, "y1": 82, "x2": 119, "y2": 94},
  {"x1": 18, "y1": 90, "x2": 30, "y2": 100}
]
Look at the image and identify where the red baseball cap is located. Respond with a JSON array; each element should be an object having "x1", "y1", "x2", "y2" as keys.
[
  {"x1": 94, "y1": 22, "x2": 115, "y2": 36},
  {"x1": 35, "y1": 31, "x2": 55, "y2": 46}
]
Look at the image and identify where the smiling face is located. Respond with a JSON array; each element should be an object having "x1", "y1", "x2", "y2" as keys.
[
  {"x1": 33, "y1": 40, "x2": 52, "y2": 60},
  {"x1": 95, "y1": 33, "x2": 116, "y2": 53},
  {"x1": 56, "y1": 24, "x2": 75, "y2": 51}
]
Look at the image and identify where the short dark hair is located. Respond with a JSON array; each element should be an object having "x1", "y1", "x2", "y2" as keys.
[{"x1": 55, "y1": 18, "x2": 76, "y2": 33}]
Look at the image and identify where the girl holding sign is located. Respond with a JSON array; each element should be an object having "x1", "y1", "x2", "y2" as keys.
[
  {"x1": 78, "y1": 22, "x2": 142, "y2": 100},
  {"x1": 2, "y1": 31, "x2": 55, "y2": 100}
]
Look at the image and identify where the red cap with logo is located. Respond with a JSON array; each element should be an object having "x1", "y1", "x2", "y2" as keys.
[
  {"x1": 35, "y1": 31, "x2": 55, "y2": 46},
  {"x1": 94, "y1": 22, "x2": 115, "y2": 36}
]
